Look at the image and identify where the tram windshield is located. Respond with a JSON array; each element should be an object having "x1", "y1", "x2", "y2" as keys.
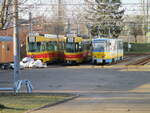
[
  {"x1": 66, "y1": 43, "x2": 82, "y2": 52},
  {"x1": 93, "y1": 42, "x2": 105, "y2": 51},
  {"x1": 28, "y1": 42, "x2": 36, "y2": 52},
  {"x1": 28, "y1": 41, "x2": 57, "y2": 52}
]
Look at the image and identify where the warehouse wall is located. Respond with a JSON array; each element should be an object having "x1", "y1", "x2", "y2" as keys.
[{"x1": 0, "y1": 41, "x2": 13, "y2": 63}]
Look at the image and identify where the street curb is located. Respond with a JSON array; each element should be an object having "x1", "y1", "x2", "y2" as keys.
[{"x1": 24, "y1": 93, "x2": 80, "y2": 113}]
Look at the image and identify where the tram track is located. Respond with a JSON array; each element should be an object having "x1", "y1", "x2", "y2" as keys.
[
  {"x1": 125, "y1": 55, "x2": 150, "y2": 65},
  {"x1": 108, "y1": 54, "x2": 150, "y2": 66}
]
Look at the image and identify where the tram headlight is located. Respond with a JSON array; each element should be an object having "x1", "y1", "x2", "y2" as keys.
[{"x1": 102, "y1": 55, "x2": 105, "y2": 58}]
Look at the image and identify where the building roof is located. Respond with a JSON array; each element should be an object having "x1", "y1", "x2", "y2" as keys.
[{"x1": 0, "y1": 36, "x2": 13, "y2": 41}]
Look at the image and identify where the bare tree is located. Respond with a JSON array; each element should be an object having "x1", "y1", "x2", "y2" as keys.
[
  {"x1": 0, "y1": 0, "x2": 12, "y2": 29},
  {"x1": 44, "y1": 0, "x2": 66, "y2": 35},
  {"x1": 129, "y1": 16, "x2": 144, "y2": 43}
]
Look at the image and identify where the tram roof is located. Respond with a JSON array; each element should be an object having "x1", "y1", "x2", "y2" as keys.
[
  {"x1": 93, "y1": 38, "x2": 112, "y2": 41},
  {"x1": 0, "y1": 36, "x2": 13, "y2": 42},
  {"x1": 92, "y1": 38, "x2": 121, "y2": 41}
]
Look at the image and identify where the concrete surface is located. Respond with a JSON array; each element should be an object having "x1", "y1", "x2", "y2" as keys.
[{"x1": 1, "y1": 66, "x2": 150, "y2": 113}]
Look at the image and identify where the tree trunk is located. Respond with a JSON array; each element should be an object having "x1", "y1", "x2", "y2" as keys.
[{"x1": 135, "y1": 35, "x2": 138, "y2": 43}]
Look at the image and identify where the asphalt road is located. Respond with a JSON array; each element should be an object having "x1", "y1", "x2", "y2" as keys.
[
  {"x1": 0, "y1": 67, "x2": 150, "y2": 93},
  {"x1": 1, "y1": 67, "x2": 150, "y2": 113}
]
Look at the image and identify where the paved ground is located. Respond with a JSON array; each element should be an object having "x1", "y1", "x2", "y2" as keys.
[
  {"x1": 31, "y1": 92, "x2": 150, "y2": 113},
  {"x1": 1, "y1": 66, "x2": 150, "y2": 113}
]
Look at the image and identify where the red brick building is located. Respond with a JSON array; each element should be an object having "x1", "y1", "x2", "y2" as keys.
[{"x1": 0, "y1": 17, "x2": 49, "y2": 58}]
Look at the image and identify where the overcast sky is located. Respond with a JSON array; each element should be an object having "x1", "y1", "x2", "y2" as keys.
[
  {"x1": 122, "y1": 0, "x2": 139, "y2": 3},
  {"x1": 19, "y1": 0, "x2": 141, "y2": 19}
]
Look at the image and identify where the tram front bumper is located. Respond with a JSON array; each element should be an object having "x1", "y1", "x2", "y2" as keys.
[{"x1": 92, "y1": 58, "x2": 103, "y2": 63}]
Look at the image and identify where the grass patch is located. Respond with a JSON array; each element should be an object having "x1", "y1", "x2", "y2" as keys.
[
  {"x1": 0, "y1": 93, "x2": 71, "y2": 113},
  {"x1": 124, "y1": 42, "x2": 150, "y2": 53}
]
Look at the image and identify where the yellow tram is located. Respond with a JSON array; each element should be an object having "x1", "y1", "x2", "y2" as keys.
[
  {"x1": 26, "y1": 33, "x2": 66, "y2": 63},
  {"x1": 92, "y1": 38, "x2": 123, "y2": 64},
  {"x1": 64, "y1": 35, "x2": 91, "y2": 64}
]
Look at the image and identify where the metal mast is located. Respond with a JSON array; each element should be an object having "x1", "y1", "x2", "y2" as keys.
[
  {"x1": 13, "y1": 0, "x2": 33, "y2": 93},
  {"x1": 13, "y1": 0, "x2": 20, "y2": 85},
  {"x1": 147, "y1": 0, "x2": 149, "y2": 33}
]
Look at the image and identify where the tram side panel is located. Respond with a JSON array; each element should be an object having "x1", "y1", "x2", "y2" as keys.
[
  {"x1": 117, "y1": 40, "x2": 124, "y2": 60},
  {"x1": 103, "y1": 39, "x2": 116, "y2": 63},
  {"x1": 110, "y1": 39, "x2": 118, "y2": 62},
  {"x1": 104, "y1": 39, "x2": 123, "y2": 63}
]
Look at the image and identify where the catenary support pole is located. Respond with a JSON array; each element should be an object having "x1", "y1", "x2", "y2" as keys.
[
  {"x1": 13, "y1": 0, "x2": 20, "y2": 87},
  {"x1": 0, "y1": 0, "x2": 33, "y2": 93},
  {"x1": 67, "y1": 18, "x2": 71, "y2": 34},
  {"x1": 13, "y1": 0, "x2": 33, "y2": 93},
  {"x1": 147, "y1": 0, "x2": 149, "y2": 35},
  {"x1": 29, "y1": 12, "x2": 32, "y2": 33}
]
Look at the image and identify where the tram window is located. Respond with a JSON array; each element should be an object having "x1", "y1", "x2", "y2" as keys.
[
  {"x1": 59, "y1": 42, "x2": 63, "y2": 50},
  {"x1": 62, "y1": 42, "x2": 65, "y2": 50},
  {"x1": 62, "y1": 42, "x2": 64, "y2": 50},
  {"x1": 75, "y1": 44, "x2": 78, "y2": 51},
  {"x1": 75, "y1": 43, "x2": 83, "y2": 52},
  {"x1": 93, "y1": 43, "x2": 105, "y2": 51},
  {"x1": 87, "y1": 45, "x2": 90, "y2": 50},
  {"x1": 118, "y1": 41, "x2": 123, "y2": 49},
  {"x1": 66, "y1": 43, "x2": 75, "y2": 52},
  {"x1": 52, "y1": 42, "x2": 58, "y2": 51},
  {"x1": 106, "y1": 42, "x2": 110, "y2": 51},
  {"x1": 85, "y1": 44, "x2": 90, "y2": 50},
  {"x1": 46, "y1": 42, "x2": 54, "y2": 51},
  {"x1": 54, "y1": 45, "x2": 57, "y2": 51},
  {"x1": 28, "y1": 42, "x2": 36, "y2": 52},
  {"x1": 37, "y1": 42, "x2": 41, "y2": 52},
  {"x1": 41, "y1": 42, "x2": 46, "y2": 51},
  {"x1": 79, "y1": 44, "x2": 82, "y2": 51}
]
